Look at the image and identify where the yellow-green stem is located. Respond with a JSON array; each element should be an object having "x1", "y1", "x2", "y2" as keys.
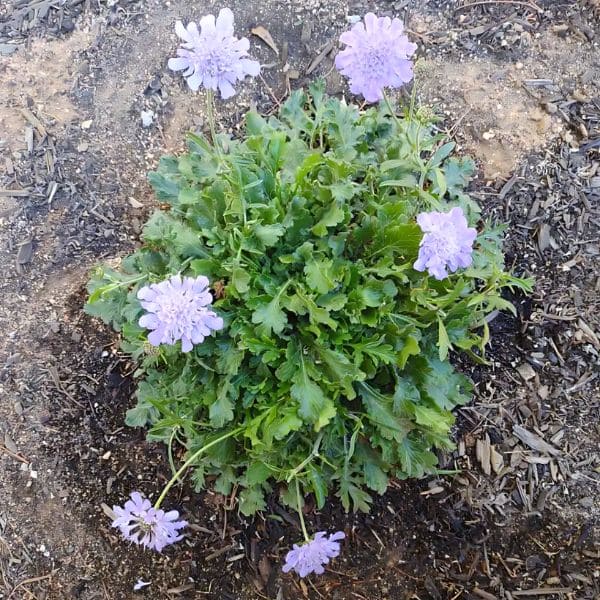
[
  {"x1": 382, "y1": 89, "x2": 402, "y2": 129},
  {"x1": 206, "y1": 89, "x2": 219, "y2": 150},
  {"x1": 154, "y1": 428, "x2": 242, "y2": 509},
  {"x1": 295, "y1": 478, "x2": 310, "y2": 542}
]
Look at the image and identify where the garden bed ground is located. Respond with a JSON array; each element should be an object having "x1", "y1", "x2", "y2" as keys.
[{"x1": 0, "y1": 0, "x2": 598, "y2": 598}]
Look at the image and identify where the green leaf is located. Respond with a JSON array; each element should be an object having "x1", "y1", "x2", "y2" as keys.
[
  {"x1": 307, "y1": 465, "x2": 328, "y2": 509},
  {"x1": 370, "y1": 223, "x2": 422, "y2": 259},
  {"x1": 209, "y1": 380, "x2": 235, "y2": 427},
  {"x1": 312, "y1": 203, "x2": 345, "y2": 237},
  {"x1": 437, "y1": 318, "x2": 452, "y2": 361},
  {"x1": 253, "y1": 223, "x2": 285, "y2": 247},
  {"x1": 431, "y1": 167, "x2": 447, "y2": 197},
  {"x1": 429, "y1": 141, "x2": 455, "y2": 167},
  {"x1": 414, "y1": 355, "x2": 472, "y2": 410},
  {"x1": 351, "y1": 337, "x2": 397, "y2": 366},
  {"x1": 239, "y1": 486, "x2": 267, "y2": 515},
  {"x1": 397, "y1": 436, "x2": 438, "y2": 478},
  {"x1": 252, "y1": 294, "x2": 287, "y2": 336},
  {"x1": 231, "y1": 267, "x2": 251, "y2": 293},
  {"x1": 413, "y1": 404, "x2": 454, "y2": 434},
  {"x1": 305, "y1": 259, "x2": 336, "y2": 294},
  {"x1": 363, "y1": 460, "x2": 389, "y2": 495},
  {"x1": 339, "y1": 479, "x2": 371, "y2": 513},
  {"x1": 358, "y1": 383, "x2": 412, "y2": 442},
  {"x1": 280, "y1": 89, "x2": 311, "y2": 133},
  {"x1": 245, "y1": 111, "x2": 269, "y2": 135},
  {"x1": 444, "y1": 156, "x2": 475, "y2": 197},
  {"x1": 264, "y1": 407, "x2": 303, "y2": 445},
  {"x1": 291, "y1": 357, "x2": 336, "y2": 430},
  {"x1": 393, "y1": 379, "x2": 421, "y2": 411},
  {"x1": 399, "y1": 335, "x2": 420, "y2": 369},
  {"x1": 125, "y1": 402, "x2": 159, "y2": 428},
  {"x1": 246, "y1": 462, "x2": 272, "y2": 486},
  {"x1": 379, "y1": 176, "x2": 419, "y2": 188},
  {"x1": 214, "y1": 467, "x2": 237, "y2": 495},
  {"x1": 359, "y1": 279, "x2": 397, "y2": 307},
  {"x1": 328, "y1": 180, "x2": 361, "y2": 202},
  {"x1": 293, "y1": 289, "x2": 337, "y2": 330},
  {"x1": 148, "y1": 157, "x2": 179, "y2": 201},
  {"x1": 315, "y1": 345, "x2": 364, "y2": 398}
]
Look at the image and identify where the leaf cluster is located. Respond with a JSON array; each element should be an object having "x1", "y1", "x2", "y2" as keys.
[{"x1": 86, "y1": 82, "x2": 532, "y2": 514}]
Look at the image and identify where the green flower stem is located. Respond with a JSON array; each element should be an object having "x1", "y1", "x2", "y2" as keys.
[
  {"x1": 154, "y1": 428, "x2": 243, "y2": 509},
  {"x1": 295, "y1": 478, "x2": 311, "y2": 543},
  {"x1": 205, "y1": 89, "x2": 219, "y2": 149},
  {"x1": 90, "y1": 272, "x2": 147, "y2": 303},
  {"x1": 286, "y1": 432, "x2": 323, "y2": 482},
  {"x1": 382, "y1": 89, "x2": 402, "y2": 129},
  {"x1": 408, "y1": 74, "x2": 417, "y2": 120}
]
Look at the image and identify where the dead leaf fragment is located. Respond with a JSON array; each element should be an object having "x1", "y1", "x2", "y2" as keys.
[
  {"x1": 537, "y1": 223, "x2": 554, "y2": 252},
  {"x1": 476, "y1": 435, "x2": 491, "y2": 476},
  {"x1": 490, "y1": 445, "x2": 504, "y2": 474},
  {"x1": 16, "y1": 239, "x2": 33, "y2": 265},
  {"x1": 258, "y1": 554, "x2": 271, "y2": 584},
  {"x1": 516, "y1": 363, "x2": 536, "y2": 381},
  {"x1": 251, "y1": 26, "x2": 279, "y2": 55},
  {"x1": 577, "y1": 318, "x2": 600, "y2": 348},
  {"x1": 100, "y1": 502, "x2": 116, "y2": 520},
  {"x1": 128, "y1": 196, "x2": 144, "y2": 208},
  {"x1": 3, "y1": 433, "x2": 18, "y2": 454},
  {"x1": 513, "y1": 425, "x2": 561, "y2": 457}
]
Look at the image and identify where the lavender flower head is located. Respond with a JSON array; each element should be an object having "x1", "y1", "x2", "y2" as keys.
[
  {"x1": 414, "y1": 207, "x2": 477, "y2": 280},
  {"x1": 282, "y1": 531, "x2": 345, "y2": 577},
  {"x1": 335, "y1": 13, "x2": 417, "y2": 103},
  {"x1": 137, "y1": 274, "x2": 224, "y2": 352},
  {"x1": 112, "y1": 492, "x2": 187, "y2": 552},
  {"x1": 168, "y1": 8, "x2": 260, "y2": 99}
]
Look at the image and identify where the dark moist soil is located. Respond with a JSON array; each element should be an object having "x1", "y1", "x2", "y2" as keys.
[{"x1": 1, "y1": 1, "x2": 599, "y2": 599}]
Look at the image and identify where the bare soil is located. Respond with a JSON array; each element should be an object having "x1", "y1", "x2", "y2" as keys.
[{"x1": 0, "y1": 1, "x2": 598, "y2": 599}]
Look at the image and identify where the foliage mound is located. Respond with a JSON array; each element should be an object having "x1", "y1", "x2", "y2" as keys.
[{"x1": 86, "y1": 82, "x2": 531, "y2": 515}]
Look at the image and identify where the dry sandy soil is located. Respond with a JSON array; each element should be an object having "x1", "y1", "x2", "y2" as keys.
[{"x1": 0, "y1": 0, "x2": 598, "y2": 599}]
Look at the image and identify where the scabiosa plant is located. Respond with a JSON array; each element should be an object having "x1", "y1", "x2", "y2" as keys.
[
  {"x1": 414, "y1": 207, "x2": 477, "y2": 280},
  {"x1": 335, "y1": 13, "x2": 417, "y2": 103},
  {"x1": 137, "y1": 274, "x2": 224, "y2": 352},
  {"x1": 112, "y1": 492, "x2": 187, "y2": 552},
  {"x1": 283, "y1": 531, "x2": 345, "y2": 577},
  {"x1": 168, "y1": 8, "x2": 260, "y2": 99},
  {"x1": 88, "y1": 79, "x2": 532, "y2": 563}
]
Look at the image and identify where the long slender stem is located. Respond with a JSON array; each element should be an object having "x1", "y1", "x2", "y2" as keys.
[
  {"x1": 382, "y1": 89, "x2": 402, "y2": 129},
  {"x1": 154, "y1": 428, "x2": 242, "y2": 509},
  {"x1": 286, "y1": 432, "x2": 323, "y2": 482},
  {"x1": 408, "y1": 74, "x2": 418, "y2": 121},
  {"x1": 205, "y1": 89, "x2": 219, "y2": 148},
  {"x1": 295, "y1": 478, "x2": 310, "y2": 542}
]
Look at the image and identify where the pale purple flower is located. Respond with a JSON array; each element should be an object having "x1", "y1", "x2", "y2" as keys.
[
  {"x1": 137, "y1": 274, "x2": 224, "y2": 352},
  {"x1": 112, "y1": 492, "x2": 187, "y2": 552},
  {"x1": 335, "y1": 13, "x2": 417, "y2": 103},
  {"x1": 414, "y1": 207, "x2": 477, "y2": 280},
  {"x1": 168, "y1": 9, "x2": 260, "y2": 99},
  {"x1": 282, "y1": 531, "x2": 345, "y2": 577}
]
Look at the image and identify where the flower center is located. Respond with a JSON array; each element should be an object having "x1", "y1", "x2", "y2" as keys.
[
  {"x1": 363, "y1": 47, "x2": 387, "y2": 75},
  {"x1": 153, "y1": 292, "x2": 204, "y2": 338},
  {"x1": 131, "y1": 513, "x2": 156, "y2": 537},
  {"x1": 428, "y1": 231, "x2": 459, "y2": 258},
  {"x1": 193, "y1": 43, "x2": 234, "y2": 76}
]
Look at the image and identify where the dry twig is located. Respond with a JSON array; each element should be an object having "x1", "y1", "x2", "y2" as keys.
[{"x1": 455, "y1": 1, "x2": 543, "y2": 13}]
